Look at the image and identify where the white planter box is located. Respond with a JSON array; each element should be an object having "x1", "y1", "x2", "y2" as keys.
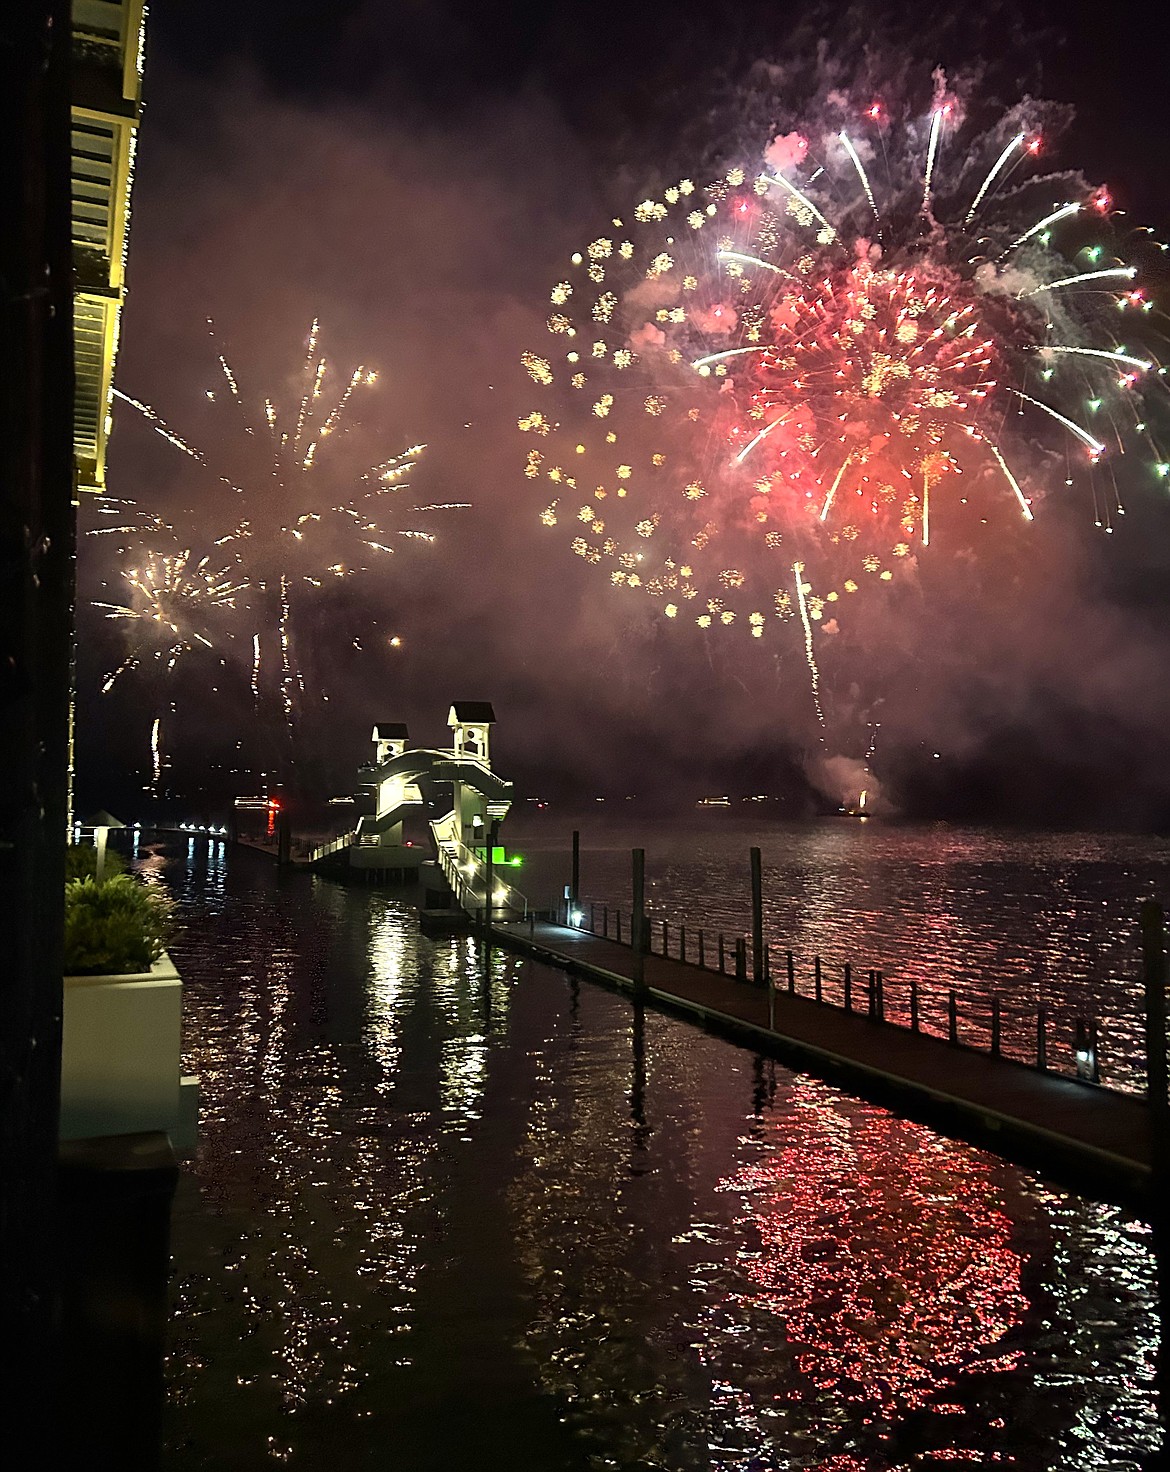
[{"x1": 61, "y1": 950, "x2": 198, "y2": 1154}]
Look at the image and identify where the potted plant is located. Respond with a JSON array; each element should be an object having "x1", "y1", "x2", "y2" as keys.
[{"x1": 60, "y1": 851, "x2": 198, "y2": 1152}]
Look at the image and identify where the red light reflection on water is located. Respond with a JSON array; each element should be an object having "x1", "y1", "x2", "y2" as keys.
[{"x1": 717, "y1": 1082, "x2": 1027, "y2": 1420}]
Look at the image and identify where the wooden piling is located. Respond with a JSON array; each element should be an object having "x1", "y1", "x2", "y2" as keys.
[
  {"x1": 735, "y1": 936, "x2": 747, "y2": 983},
  {"x1": 991, "y1": 995, "x2": 1001, "y2": 1056},
  {"x1": 679, "y1": 925, "x2": 686, "y2": 963},
  {"x1": 1036, "y1": 1007, "x2": 1047, "y2": 1071},
  {"x1": 698, "y1": 930, "x2": 705, "y2": 968},
  {"x1": 787, "y1": 950, "x2": 795, "y2": 994},
  {"x1": 948, "y1": 989, "x2": 958, "y2": 1045},
  {"x1": 814, "y1": 956, "x2": 822, "y2": 1004},
  {"x1": 910, "y1": 976, "x2": 918, "y2": 1032},
  {"x1": 602, "y1": 904, "x2": 608, "y2": 938},
  {"x1": 718, "y1": 934, "x2": 726, "y2": 973},
  {"x1": 615, "y1": 911, "x2": 622, "y2": 944},
  {"x1": 750, "y1": 847, "x2": 764, "y2": 988},
  {"x1": 662, "y1": 919, "x2": 668, "y2": 954},
  {"x1": 631, "y1": 850, "x2": 645, "y2": 992},
  {"x1": 844, "y1": 962, "x2": 852, "y2": 1013}
]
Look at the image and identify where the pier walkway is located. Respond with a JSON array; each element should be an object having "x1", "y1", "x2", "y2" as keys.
[{"x1": 491, "y1": 917, "x2": 1154, "y2": 1209}]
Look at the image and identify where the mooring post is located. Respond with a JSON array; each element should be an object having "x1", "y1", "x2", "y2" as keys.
[
  {"x1": 1036, "y1": 1007, "x2": 1048, "y2": 1070},
  {"x1": 571, "y1": 829, "x2": 580, "y2": 919},
  {"x1": 948, "y1": 989, "x2": 958, "y2": 1045},
  {"x1": 787, "y1": 950, "x2": 795, "y2": 993},
  {"x1": 844, "y1": 962, "x2": 852, "y2": 1013},
  {"x1": 632, "y1": 849, "x2": 646, "y2": 993},
  {"x1": 991, "y1": 995, "x2": 1001, "y2": 1056},
  {"x1": 735, "y1": 936, "x2": 747, "y2": 982},
  {"x1": 1140, "y1": 900, "x2": 1170, "y2": 1186},
  {"x1": 910, "y1": 976, "x2": 918, "y2": 1032},
  {"x1": 750, "y1": 847, "x2": 764, "y2": 988},
  {"x1": 814, "y1": 956, "x2": 822, "y2": 1004},
  {"x1": 718, "y1": 934, "x2": 726, "y2": 973}
]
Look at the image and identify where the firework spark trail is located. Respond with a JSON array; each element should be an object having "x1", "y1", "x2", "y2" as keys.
[
  {"x1": 1011, "y1": 391, "x2": 1106, "y2": 454},
  {"x1": 793, "y1": 562, "x2": 826, "y2": 730},
  {"x1": 765, "y1": 171, "x2": 836, "y2": 239},
  {"x1": 1020, "y1": 266, "x2": 1136, "y2": 297},
  {"x1": 1002, "y1": 203, "x2": 1080, "y2": 255},
  {"x1": 819, "y1": 455, "x2": 853, "y2": 522},
  {"x1": 838, "y1": 132, "x2": 879, "y2": 225},
  {"x1": 150, "y1": 717, "x2": 161, "y2": 795},
  {"x1": 922, "y1": 107, "x2": 945, "y2": 215},
  {"x1": 966, "y1": 132, "x2": 1026, "y2": 223}
]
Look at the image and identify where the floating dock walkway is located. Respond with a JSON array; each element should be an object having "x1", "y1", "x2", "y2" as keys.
[{"x1": 488, "y1": 917, "x2": 1155, "y2": 1210}]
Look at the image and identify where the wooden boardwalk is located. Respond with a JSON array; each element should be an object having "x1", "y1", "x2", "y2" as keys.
[{"x1": 491, "y1": 917, "x2": 1154, "y2": 1210}]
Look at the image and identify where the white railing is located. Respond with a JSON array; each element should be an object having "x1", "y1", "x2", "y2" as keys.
[
  {"x1": 308, "y1": 832, "x2": 353, "y2": 865},
  {"x1": 433, "y1": 828, "x2": 529, "y2": 921}
]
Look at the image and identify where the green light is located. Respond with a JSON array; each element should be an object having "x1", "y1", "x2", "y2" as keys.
[
  {"x1": 1039, "y1": 231, "x2": 1051, "y2": 245},
  {"x1": 1087, "y1": 398, "x2": 1102, "y2": 412},
  {"x1": 1041, "y1": 368, "x2": 1054, "y2": 381},
  {"x1": 509, "y1": 855, "x2": 523, "y2": 867},
  {"x1": 1156, "y1": 464, "x2": 1169, "y2": 478},
  {"x1": 1085, "y1": 245, "x2": 1102, "y2": 262}
]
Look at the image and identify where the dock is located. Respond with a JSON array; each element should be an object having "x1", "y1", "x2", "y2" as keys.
[{"x1": 489, "y1": 917, "x2": 1155, "y2": 1210}]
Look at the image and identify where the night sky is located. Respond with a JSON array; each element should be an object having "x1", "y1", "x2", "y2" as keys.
[{"x1": 76, "y1": 1, "x2": 1170, "y2": 825}]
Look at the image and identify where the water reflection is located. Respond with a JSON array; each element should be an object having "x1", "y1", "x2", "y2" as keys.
[{"x1": 148, "y1": 841, "x2": 1160, "y2": 1470}]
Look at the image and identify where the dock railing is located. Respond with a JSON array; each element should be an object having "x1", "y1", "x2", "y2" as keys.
[
  {"x1": 569, "y1": 897, "x2": 1114, "y2": 1091},
  {"x1": 435, "y1": 832, "x2": 530, "y2": 923},
  {"x1": 307, "y1": 833, "x2": 352, "y2": 866}
]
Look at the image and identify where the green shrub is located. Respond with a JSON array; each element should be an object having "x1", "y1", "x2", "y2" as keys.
[
  {"x1": 63, "y1": 875, "x2": 172, "y2": 976},
  {"x1": 65, "y1": 843, "x2": 125, "y2": 882}
]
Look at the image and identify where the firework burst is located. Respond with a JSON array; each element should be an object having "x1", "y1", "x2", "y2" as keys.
[
  {"x1": 108, "y1": 319, "x2": 465, "y2": 734},
  {"x1": 523, "y1": 80, "x2": 1168, "y2": 725},
  {"x1": 96, "y1": 549, "x2": 246, "y2": 691}
]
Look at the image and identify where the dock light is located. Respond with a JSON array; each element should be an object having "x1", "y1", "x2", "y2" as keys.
[
  {"x1": 493, "y1": 888, "x2": 507, "y2": 903},
  {"x1": 570, "y1": 909, "x2": 584, "y2": 927},
  {"x1": 1074, "y1": 1020, "x2": 1099, "y2": 1083}
]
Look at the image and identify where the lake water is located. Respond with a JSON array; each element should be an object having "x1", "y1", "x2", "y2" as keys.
[
  {"x1": 511, "y1": 820, "x2": 1170, "y2": 1094},
  {"x1": 140, "y1": 830, "x2": 1164, "y2": 1470}
]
